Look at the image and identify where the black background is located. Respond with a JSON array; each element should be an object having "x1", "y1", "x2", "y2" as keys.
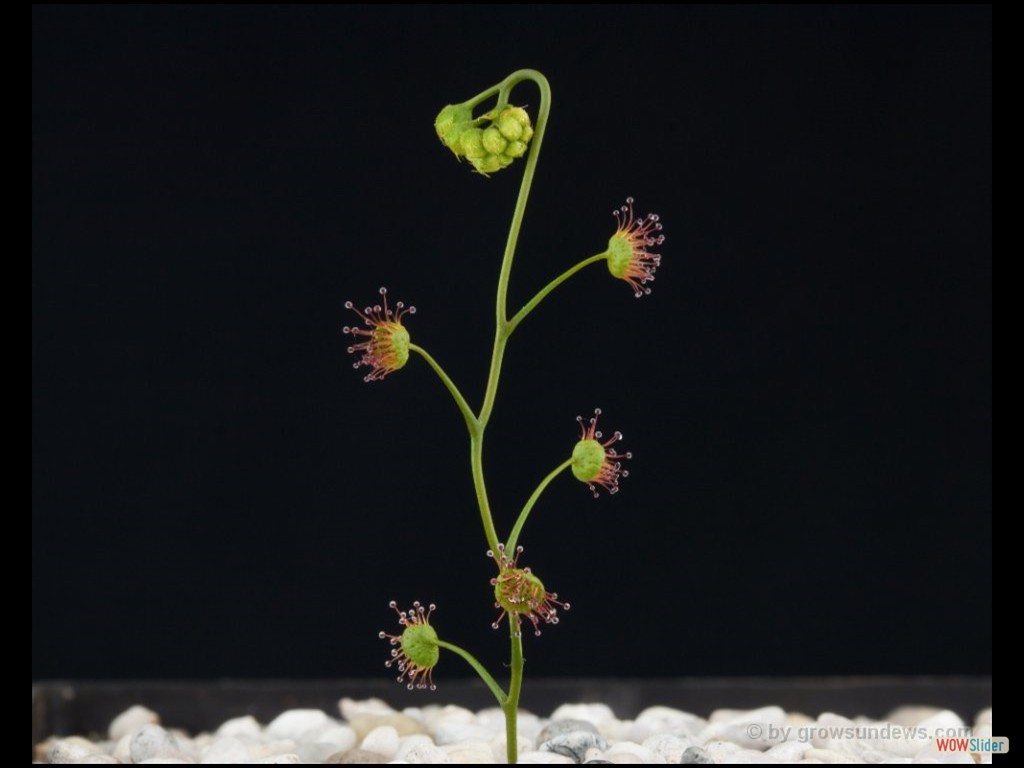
[{"x1": 33, "y1": 6, "x2": 991, "y2": 681}]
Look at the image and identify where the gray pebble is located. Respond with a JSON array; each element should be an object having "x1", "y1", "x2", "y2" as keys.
[
  {"x1": 324, "y1": 748, "x2": 390, "y2": 764},
  {"x1": 200, "y1": 736, "x2": 250, "y2": 764},
  {"x1": 131, "y1": 724, "x2": 181, "y2": 763},
  {"x1": 215, "y1": 715, "x2": 262, "y2": 739},
  {"x1": 266, "y1": 708, "x2": 330, "y2": 740},
  {"x1": 537, "y1": 719, "x2": 601, "y2": 744},
  {"x1": 47, "y1": 737, "x2": 100, "y2": 764},
  {"x1": 109, "y1": 705, "x2": 160, "y2": 741},
  {"x1": 540, "y1": 731, "x2": 609, "y2": 763},
  {"x1": 403, "y1": 742, "x2": 453, "y2": 764},
  {"x1": 294, "y1": 741, "x2": 349, "y2": 762},
  {"x1": 680, "y1": 745, "x2": 714, "y2": 764}
]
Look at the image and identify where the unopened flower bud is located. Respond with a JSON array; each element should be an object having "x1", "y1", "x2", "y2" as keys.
[
  {"x1": 473, "y1": 154, "x2": 501, "y2": 175},
  {"x1": 498, "y1": 107, "x2": 533, "y2": 143},
  {"x1": 497, "y1": 115, "x2": 523, "y2": 141},
  {"x1": 482, "y1": 126, "x2": 507, "y2": 155},
  {"x1": 504, "y1": 140, "x2": 528, "y2": 159},
  {"x1": 459, "y1": 128, "x2": 487, "y2": 160},
  {"x1": 435, "y1": 103, "x2": 473, "y2": 153}
]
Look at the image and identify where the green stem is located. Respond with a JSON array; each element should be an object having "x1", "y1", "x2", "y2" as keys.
[
  {"x1": 479, "y1": 69, "x2": 551, "y2": 428},
  {"x1": 410, "y1": 344, "x2": 478, "y2": 434},
  {"x1": 508, "y1": 253, "x2": 608, "y2": 334},
  {"x1": 469, "y1": 70, "x2": 551, "y2": 569},
  {"x1": 471, "y1": 434, "x2": 501, "y2": 558},
  {"x1": 506, "y1": 457, "x2": 573, "y2": 553},
  {"x1": 464, "y1": 69, "x2": 551, "y2": 766},
  {"x1": 434, "y1": 639, "x2": 507, "y2": 706},
  {"x1": 504, "y1": 623, "x2": 525, "y2": 764}
]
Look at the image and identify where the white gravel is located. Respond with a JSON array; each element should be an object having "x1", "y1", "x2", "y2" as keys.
[{"x1": 35, "y1": 697, "x2": 994, "y2": 764}]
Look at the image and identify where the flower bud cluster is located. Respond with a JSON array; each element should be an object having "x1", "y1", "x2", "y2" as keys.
[{"x1": 435, "y1": 104, "x2": 534, "y2": 175}]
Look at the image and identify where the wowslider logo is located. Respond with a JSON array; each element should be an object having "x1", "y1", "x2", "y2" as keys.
[{"x1": 936, "y1": 736, "x2": 1008, "y2": 755}]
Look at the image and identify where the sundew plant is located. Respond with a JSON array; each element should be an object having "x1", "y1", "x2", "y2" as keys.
[{"x1": 343, "y1": 69, "x2": 665, "y2": 764}]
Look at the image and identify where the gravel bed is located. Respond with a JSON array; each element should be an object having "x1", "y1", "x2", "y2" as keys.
[{"x1": 35, "y1": 697, "x2": 993, "y2": 764}]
